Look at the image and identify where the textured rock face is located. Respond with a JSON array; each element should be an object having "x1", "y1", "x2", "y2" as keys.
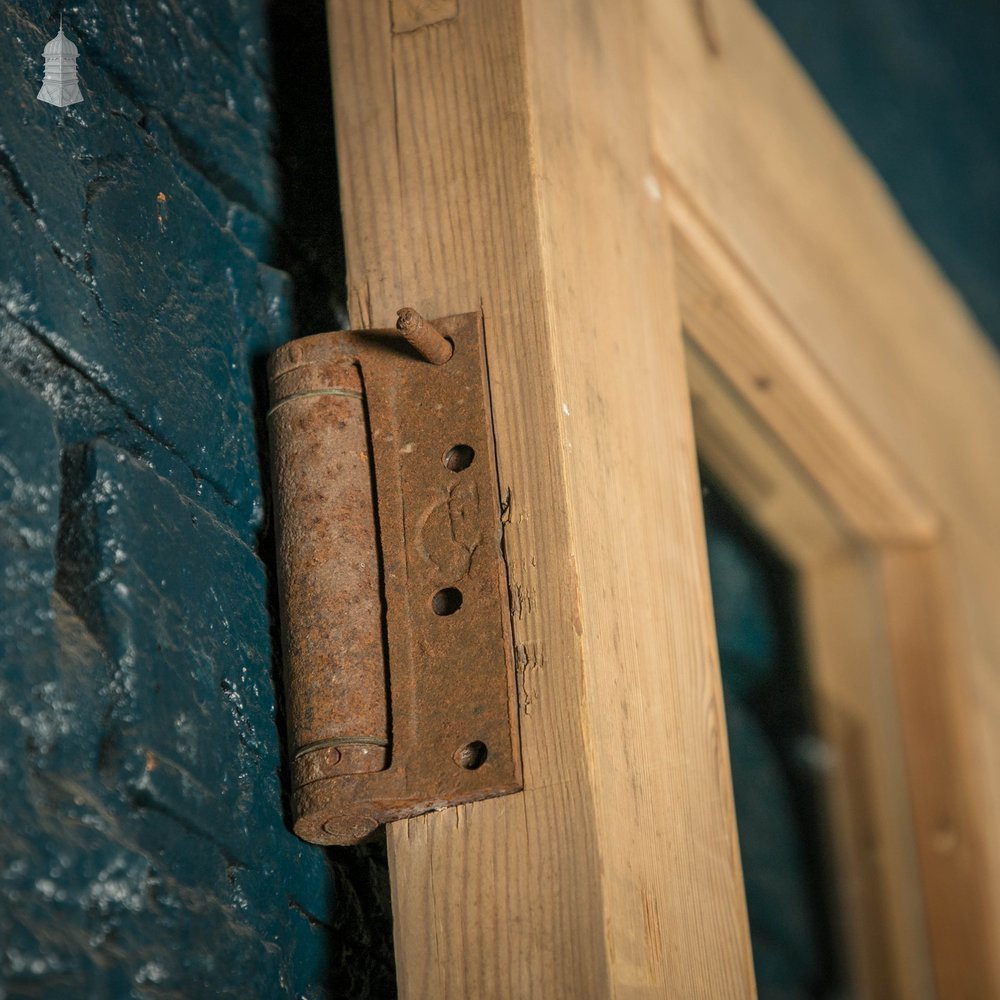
[{"x1": 0, "y1": 3, "x2": 393, "y2": 997}]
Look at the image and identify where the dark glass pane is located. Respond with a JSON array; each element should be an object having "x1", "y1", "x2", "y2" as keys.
[{"x1": 701, "y1": 467, "x2": 850, "y2": 1000}]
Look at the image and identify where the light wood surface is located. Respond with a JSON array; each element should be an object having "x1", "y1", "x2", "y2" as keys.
[
  {"x1": 328, "y1": 1, "x2": 754, "y2": 996},
  {"x1": 686, "y1": 342, "x2": 847, "y2": 567},
  {"x1": 327, "y1": 0, "x2": 1000, "y2": 995},
  {"x1": 682, "y1": 196, "x2": 997, "y2": 996},
  {"x1": 675, "y1": 211, "x2": 937, "y2": 546},
  {"x1": 800, "y1": 550, "x2": 932, "y2": 1000},
  {"x1": 687, "y1": 324, "x2": 935, "y2": 1000},
  {"x1": 880, "y1": 543, "x2": 997, "y2": 998},
  {"x1": 649, "y1": 13, "x2": 1000, "y2": 948},
  {"x1": 652, "y1": 3, "x2": 1000, "y2": 993}
]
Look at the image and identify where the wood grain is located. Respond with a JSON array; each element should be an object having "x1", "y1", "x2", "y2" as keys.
[
  {"x1": 687, "y1": 339, "x2": 934, "y2": 999},
  {"x1": 682, "y1": 198, "x2": 997, "y2": 994},
  {"x1": 880, "y1": 544, "x2": 997, "y2": 999},
  {"x1": 650, "y1": 1, "x2": 1000, "y2": 991},
  {"x1": 328, "y1": 0, "x2": 1000, "y2": 993},
  {"x1": 687, "y1": 341, "x2": 853, "y2": 567},
  {"x1": 390, "y1": 0, "x2": 456, "y2": 34},
  {"x1": 328, "y1": 1, "x2": 754, "y2": 996},
  {"x1": 801, "y1": 550, "x2": 934, "y2": 1000},
  {"x1": 675, "y1": 204, "x2": 937, "y2": 546}
]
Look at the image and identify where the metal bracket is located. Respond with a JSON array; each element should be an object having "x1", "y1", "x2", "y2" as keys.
[{"x1": 267, "y1": 311, "x2": 521, "y2": 845}]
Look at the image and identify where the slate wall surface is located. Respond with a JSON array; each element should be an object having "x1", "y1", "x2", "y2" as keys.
[{"x1": 0, "y1": 3, "x2": 393, "y2": 998}]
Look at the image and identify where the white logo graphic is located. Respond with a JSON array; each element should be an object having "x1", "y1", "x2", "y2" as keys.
[{"x1": 37, "y1": 17, "x2": 84, "y2": 108}]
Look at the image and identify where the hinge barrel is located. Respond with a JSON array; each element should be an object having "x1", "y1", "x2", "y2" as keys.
[{"x1": 267, "y1": 355, "x2": 389, "y2": 793}]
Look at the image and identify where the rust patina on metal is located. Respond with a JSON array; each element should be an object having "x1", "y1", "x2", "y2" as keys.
[{"x1": 267, "y1": 311, "x2": 521, "y2": 845}]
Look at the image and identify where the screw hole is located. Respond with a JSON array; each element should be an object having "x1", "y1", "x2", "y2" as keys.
[
  {"x1": 443, "y1": 444, "x2": 475, "y2": 472},
  {"x1": 432, "y1": 587, "x2": 463, "y2": 616},
  {"x1": 454, "y1": 741, "x2": 488, "y2": 770}
]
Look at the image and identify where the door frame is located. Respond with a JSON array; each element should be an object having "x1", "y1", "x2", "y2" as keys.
[
  {"x1": 326, "y1": 2, "x2": 1000, "y2": 996},
  {"x1": 678, "y1": 197, "x2": 992, "y2": 998}
]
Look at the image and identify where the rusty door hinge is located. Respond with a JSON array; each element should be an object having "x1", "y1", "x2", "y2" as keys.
[{"x1": 267, "y1": 310, "x2": 521, "y2": 845}]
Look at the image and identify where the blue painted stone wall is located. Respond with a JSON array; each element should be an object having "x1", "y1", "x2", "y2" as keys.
[{"x1": 0, "y1": 3, "x2": 393, "y2": 997}]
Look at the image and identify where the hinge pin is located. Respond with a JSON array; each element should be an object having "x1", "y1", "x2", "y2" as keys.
[{"x1": 396, "y1": 307, "x2": 454, "y2": 365}]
